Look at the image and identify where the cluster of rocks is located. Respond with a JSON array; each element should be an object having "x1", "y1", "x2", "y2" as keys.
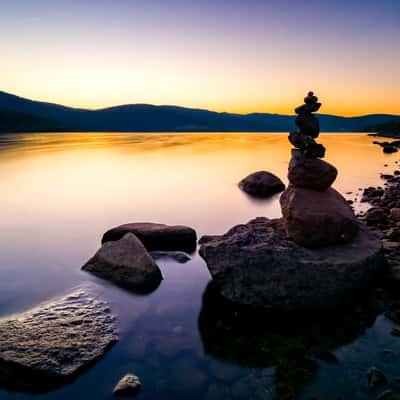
[
  {"x1": 83, "y1": 222, "x2": 197, "y2": 293},
  {"x1": 0, "y1": 221, "x2": 197, "y2": 395},
  {"x1": 288, "y1": 91, "x2": 325, "y2": 159},
  {"x1": 373, "y1": 140, "x2": 400, "y2": 154},
  {"x1": 200, "y1": 92, "x2": 385, "y2": 311},
  {"x1": 359, "y1": 169, "x2": 400, "y2": 275}
]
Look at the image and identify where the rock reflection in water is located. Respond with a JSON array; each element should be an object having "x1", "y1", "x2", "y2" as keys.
[{"x1": 198, "y1": 281, "x2": 380, "y2": 400}]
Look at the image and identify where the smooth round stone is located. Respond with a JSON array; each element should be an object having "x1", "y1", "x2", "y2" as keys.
[
  {"x1": 288, "y1": 149, "x2": 337, "y2": 191},
  {"x1": 238, "y1": 170, "x2": 285, "y2": 197}
]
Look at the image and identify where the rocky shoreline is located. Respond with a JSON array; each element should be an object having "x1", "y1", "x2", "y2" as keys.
[{"x1": 358, "y1": 165, "x2": 400, "y2": 282}]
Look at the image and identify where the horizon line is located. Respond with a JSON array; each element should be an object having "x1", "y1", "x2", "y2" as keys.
[{"x1": 1, "y1": 89, "x2": 400, "y2": 119}]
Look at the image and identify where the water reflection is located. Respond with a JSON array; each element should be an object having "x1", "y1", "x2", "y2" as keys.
[
  {"x1": 0, "y1": 132, "x2": 398, "y2": 399},
  {"x1": 199, "y1": 282, "x2": 380, "y2": 400}
]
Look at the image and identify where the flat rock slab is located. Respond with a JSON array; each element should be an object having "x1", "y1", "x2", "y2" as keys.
[
  {"x1": 0, "y1": 288, "x2": 117, "y2": 392},
  {"x1": 239, "y1": 171, "x2": 285, "y2": 197},
  {"x1": 102, "y1": 223, "x2": 197, "y2": 253},
  {"x1": 199, "y1": 217, "x2": 385, "y2": 311}
]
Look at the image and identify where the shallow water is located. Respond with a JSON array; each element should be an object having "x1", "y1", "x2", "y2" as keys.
[{"x1": 0, "y1": 132, "x2": 399, "y2": 400}]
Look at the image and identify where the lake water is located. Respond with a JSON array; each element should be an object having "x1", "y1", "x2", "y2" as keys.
[{"x1": 0, "y1": 132, "x2": 399, "y2": 400}]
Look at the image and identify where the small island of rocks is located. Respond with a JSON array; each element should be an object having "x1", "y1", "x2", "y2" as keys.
[{"x1": 200, "y1": 92, "x2": 386, "y2": 311}]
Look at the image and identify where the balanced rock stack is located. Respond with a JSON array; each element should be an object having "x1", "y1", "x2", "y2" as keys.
[
  {"x1": 281, "y1": 92, "x2": 359, "y2": 248},
  {"x1": 199, "y1": 92, "x2": 385, "y2": 311}
]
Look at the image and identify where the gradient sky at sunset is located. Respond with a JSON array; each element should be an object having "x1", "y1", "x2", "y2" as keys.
[{"x1": 1, "y1": 0, "x2": 399, "y2": 116}]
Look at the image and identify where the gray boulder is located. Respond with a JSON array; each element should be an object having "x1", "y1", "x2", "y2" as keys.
[
  {"x1": 83, "y1": 233, "x2": 162, "y2": 293},
  {"x1": 288, "y1": 149, "x2": 337, "y2": 191},
  {"x1": 239, "y1": 171, "x2": 285, "y2": 197},
  {"x1": 0, "y1": 288, "x2": 117, "y2": 392},
  {"x1": 102, "y1": 223, "x2": 197, "y2": 253},
  {"x1": 280, "y1": 186, "x2": 359, "y2": 247},
  {"x1": 199, "y1": 217, "x2": 384, "y2": 311}
]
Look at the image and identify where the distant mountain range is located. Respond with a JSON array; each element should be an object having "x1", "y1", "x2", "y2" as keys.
[{"x1": 0, "y1": 90, "x2": 399, "y2": 133}]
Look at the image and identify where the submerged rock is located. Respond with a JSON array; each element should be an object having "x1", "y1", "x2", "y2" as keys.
[
  {"x1": 367, "y1": 367, "x2": 388, "y2": 390},
  {"x1": 238, "y1": 170, "x2": 285, "y2": 197},
  {"x1": 280, "y1": 186, "x2": 359, "y2": 247},
  {"x1": 199, "y1": 217, "x2": 384, "y2": 310},
  {"x1": 82, "y1": 233, "x2": 162, "y2": 293},
  {"x1": 113, "y1": 373, "x2": 141, "y2": 396},
  {"x1": 383, "y1": 145, "x2": 398, "y2": 154},
  {"x1": 102, "y1": 222, "x2": 197, "y2": 253},
  {"x1": 287, "y1": 149, "x2": 337, "y2": 191},
  {"x1": 150, "y1": 251, "x2": 191, "y2": 263},
  {"x1": 0, "y1": 288, "x2": 117, "y2": 392}
]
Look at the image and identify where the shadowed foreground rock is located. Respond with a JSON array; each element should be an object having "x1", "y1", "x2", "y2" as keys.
[
  {"x1": 0, "y1": 288, "x2": 117, "y2": 393},
  {"x1": 102, "y1": 222, "x2": 197, "y2": 253},
  {"x1": 83, "y1": 233, "x2": 162, "y2": 293},
  {"x1": 199, "y1": 217, "x2": 385, "y2": 310},
  {"x1": 239, "y1": 170, "x2": 285, "y2": 197}
]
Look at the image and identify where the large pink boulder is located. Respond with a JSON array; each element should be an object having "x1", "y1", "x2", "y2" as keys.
[{"x1": 280, "y1": 186, "x2": 359, "y2": 247}]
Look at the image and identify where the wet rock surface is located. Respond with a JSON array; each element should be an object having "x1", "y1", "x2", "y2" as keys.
[
  {"x1": 199, "y1": 217, "x2": 384, "y2": 310},
  {"x1": 102, "y1": 222, "x2": 197, "y2": 253},
  {"x1": 83, "y1": 233, "x2": 163, "y2": 293},
  {"x1": 0, "y1": 288, "x2": 117, "y2": 392},
  {"x1": 238, "y1": 170, "x2": 285, "y2": 197},
  {"x1": 113, "y1": 373, "x2": 141, "y2": 396},
  {"x1": 150, "y1": 251, "x2": 191, "y2": 263},
  {"x1": 288, "y1": 149, "x2": 337, "y2": 191},
  {"x1": 358, "y1": 169, "x2": 400, "y2": 269},
  {"x1": 280, "y1": 186, "x2": 359, "y2": 247}
]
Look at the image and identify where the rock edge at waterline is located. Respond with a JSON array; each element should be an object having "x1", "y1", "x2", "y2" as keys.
[{"x1": 199, "y1": 217, "x2": 385, "y2": 311}]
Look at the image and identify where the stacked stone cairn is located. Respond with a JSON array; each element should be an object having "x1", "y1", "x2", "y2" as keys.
[
  {"x1": 281, "y1": 92, "x2": 359, "y2": 247},
  {"x1": 199, "y1": 92, "x2": 385, "y2": 311}
]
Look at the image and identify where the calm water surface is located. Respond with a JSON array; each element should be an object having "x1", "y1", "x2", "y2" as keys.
[{"x1": 0, "y1": 132, "x2": 399, "y2": 400}]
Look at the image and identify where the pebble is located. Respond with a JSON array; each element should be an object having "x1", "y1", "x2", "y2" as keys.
[{"x1": 113, "y1": 374, "x2": 141, "y2": 396}]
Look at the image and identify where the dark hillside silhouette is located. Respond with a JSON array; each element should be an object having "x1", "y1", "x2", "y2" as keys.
[{"x1": 0, "y1": 91, "x2": 399, "y2": 133}]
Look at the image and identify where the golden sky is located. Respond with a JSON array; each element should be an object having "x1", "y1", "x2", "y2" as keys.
[{"x1": 1, "y1": 1, "x2": 399, "y2": 116}]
